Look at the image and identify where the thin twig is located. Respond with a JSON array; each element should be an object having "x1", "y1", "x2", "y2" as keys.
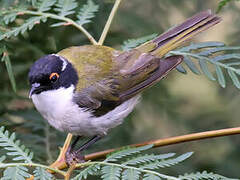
[
  {"x1": 98, "y1": 0, "x2": 122, "y2": 45},
  {"x1": 85, "y1": 126, "x2": 240, "y2": 160},
  {"x1": 46, "y1": 126, "x2": 240, "y2": 173},
  {"x1": 75, "y1": 161, "x2": 179, "y2": 180},
  {"x1": 0, "y1": 162, "x2": 66, "y2": 177},
  {"x1": 18, "y1": 10, "x2": 98, "y2": 45}
]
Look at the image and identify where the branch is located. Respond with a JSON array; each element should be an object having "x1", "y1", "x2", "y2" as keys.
[
  {"x1": 85, "y1": 126, "x2": 240, "y2": 160},
  {"x1": 18, "y1": 10, "x2": 98, "y2": 45},
  {"x1": 98, "y1": 0, "x2": 122, "y2": 45},
  {"x1": 46, "y1": 126, "x2": 240, "y2": 174}
]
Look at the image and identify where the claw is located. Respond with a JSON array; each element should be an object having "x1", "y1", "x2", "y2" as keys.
[{"x1": 66, "y1": 149, "x2": 85, "y2": 166}]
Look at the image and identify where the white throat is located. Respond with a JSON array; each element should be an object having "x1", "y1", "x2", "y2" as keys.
[
  {"x1": 31, "y1": 85, "x2": 140, "y2": 136},
  {"x1": 31, "y1": 85, "x2": 90, "y2": 132}
]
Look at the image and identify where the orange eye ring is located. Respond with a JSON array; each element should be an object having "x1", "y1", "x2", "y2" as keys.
[{"x1": 49, "y1": 72, "x2": 59, "y2": 82}]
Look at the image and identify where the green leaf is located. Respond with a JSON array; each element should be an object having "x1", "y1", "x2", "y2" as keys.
[
  {"x1": 105, "y1": 144, "x2": 153, "y2": 162},
  {"x1": 0, "y1": 16, "x2": 47, "y2": 40},
  {"x1": 217, "y1": 0, "x2": 232, "y2": 13},
  {"x1": 215, "y1": 65, "x2": 226, "y2": 88},
  {"x1": 123, "y1": 153, "x2": 176, "y2": 166},
  {"x1": 73, "y1": 164, "x2": 101, "y2": 180},
  {"x1": 2, "y1": 166, "x2": 30, "y2": 180},
  {"x1": 170, "y1": 42, "x2": 240, "y2": 89},
  {"x1": 122, "y1": 169, "x2": 141, "y2": 180},
  {"x1": 122, "y1": 34, "x2": 158, "y2": 51},
  {"x1": 183, "y1": 56, "x2": 201, "y2": 75},
  {"x1": 143, "y1": 174, "x2": 161, "y2": 180},
  {"x1": 179, "y1": 171, "x2": 237, "y2": 180},
  {"x1": 198, "y1": 59, "x2": 216, "y2": 81},
  {"x1": 36, "y1": 0, "x2": 56, "y2": 12},
  {"x1": 228, "y1": 69, "x2": 240, "y2": 89},
  {"x1": 0, "y1": 126, "x2": 33, "y2": 163},
  {"x1": 33, "y1": 167, "x2": 53, "y2": 180},
  {"x1": 176, "y1": 64, "x2": 187, "y2": 74},
  {"x1": 3, "y1": 12, "x2": 17, "y2": 24},
  {"x1": 177, "y1": 41, "x2": 224, "y2": 52},
  {"x1": 101, "y1": 165, "x2": 122, "y2": 180},
  {"x1": 212, "y1": 54, "x2": 240, "y2": 62},
  {"x1": 1, "y1": 49, "x2": 16, "y2": 92},
  {"x1": 198, "y1": 46, "x2": 240, "y2": 56},
  {"x1": 54, "y1": 0, "x2": 78, "y2": 17},
  {"x1": 77, "y1": 0, "x2": 99, "y2": 26},
  {"x1": 140, "y1": 152, "x2": 193, "y2": 170}
]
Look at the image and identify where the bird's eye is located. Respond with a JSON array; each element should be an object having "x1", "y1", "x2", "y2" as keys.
[{"x1": 49, "y1": 72, "x2": 59, "y2": 83}]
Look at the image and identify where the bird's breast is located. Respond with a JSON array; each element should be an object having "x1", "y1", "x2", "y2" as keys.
[{"x1": 31, "y1": 85, "x2": 140, "y2": 136}]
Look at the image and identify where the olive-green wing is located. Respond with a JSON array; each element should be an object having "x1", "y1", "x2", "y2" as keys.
[
  {"x1": 69, "y1": 10, "x2": 221, "y2": 116},
  {"x1": 73, "y1": 52, "x2": 183, "y2": 116}
]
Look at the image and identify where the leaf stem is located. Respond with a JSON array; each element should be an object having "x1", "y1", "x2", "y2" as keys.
[
  {"x1": 75, "y1": 161, "x2": 179, "y2": 180},
  {"x1": 98, "y1": 0, "x2": 122, "y2": 45},
  {"x1": 170, "y1": 50, "x2": 240, "y2": 74},
  {"x1": 0, "y1": 162, "x2": 66, "y2": 176},
  {"x1": 19, "y1": 10, "x2": 98, "y2": 45}
]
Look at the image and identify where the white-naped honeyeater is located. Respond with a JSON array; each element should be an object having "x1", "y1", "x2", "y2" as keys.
[{"x1": 28, "y1": 10, "x2": 221, "y2": 165}]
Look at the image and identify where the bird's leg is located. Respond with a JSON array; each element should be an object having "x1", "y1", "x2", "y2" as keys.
[
  {"x1": 49, "y1": 133, "x2": 73, "y2": 170},
  {"x1": 66, "y1": 135, "x2": 101, "y2": 165}
]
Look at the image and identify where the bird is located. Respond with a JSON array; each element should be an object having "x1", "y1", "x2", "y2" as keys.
[{"x1": 28, "y1": 10, "x2": 221, "y2": 165}]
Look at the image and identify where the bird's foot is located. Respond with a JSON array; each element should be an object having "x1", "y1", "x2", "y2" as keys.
[
  {"x1": 49, "y1": 134, "x2": 73, "y2": 170},
  {"x1": 66, "y1": 148, "x2": 85, "y2": 166}
]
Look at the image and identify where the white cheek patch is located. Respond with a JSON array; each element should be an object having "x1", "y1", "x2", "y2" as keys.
[
  {"x1": 52, "y1": 54, "x2": 68, "y2": 71},
  {"x1": 32, "y1": 82, "x2": 40, "y2": 88}
]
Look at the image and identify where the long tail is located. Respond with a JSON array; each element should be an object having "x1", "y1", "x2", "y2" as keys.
[{"x1": 137, "y1": 10, "x2": 222, "y2": 57}]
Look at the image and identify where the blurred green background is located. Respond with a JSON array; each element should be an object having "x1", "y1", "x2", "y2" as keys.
[{"x1": 0, "y1": 0, "x2": 240, "y2": 178}]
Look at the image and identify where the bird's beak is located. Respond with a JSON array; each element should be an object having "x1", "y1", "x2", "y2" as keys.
[{"x1": 29, "y1": 83, "x2": 40, "y2": 98}]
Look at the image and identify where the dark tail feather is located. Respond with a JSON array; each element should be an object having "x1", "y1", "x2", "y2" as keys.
[
  {"x1": 137, "y1": 10, "x2": 221, "y2": 57},
  {"x1": 119, "y1": 55, "x2": 183, "y2": 101}
]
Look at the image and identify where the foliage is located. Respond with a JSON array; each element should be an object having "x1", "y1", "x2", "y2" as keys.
[
  {"x1": 0, "y1": 0, "x2": 239, "y2": 179},
  {"x1": 217, "y1": 0, "x2": 240, "y2": 13},
  {"x1": 0, "y1": 129, "x2": 235, "y2": 179},
  {"x1": 122, "y1": 37, "x2": 240, "y2": 89},
  {"x1": 0, "y1": 126, "x2": 33, "y2": 163}
]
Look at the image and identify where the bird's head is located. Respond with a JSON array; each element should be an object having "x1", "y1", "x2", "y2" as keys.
[{"x1": 28, "y1": 54, "x2": 78, "y2": 97}]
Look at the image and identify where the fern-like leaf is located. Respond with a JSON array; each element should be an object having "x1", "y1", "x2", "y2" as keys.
[
  {"x1": 123, "y1": 153, "x2": 176, "y2": 166},
  {"x1": 216, "y1": 0, "x2": 239, "y2": 13},
  {"x1": 121, "y1": 34, "x2": 158, "y2": 51},
  {"x1": 143, "y1": 174, "x2": 161, "y2": 180},
  {"x1": 105, "y1": 144, "x2": 153, "y2": 162},
  {"x1": 122, "y1": 169, "x2": 141, "y2": 180},
  {"x1": 170, "y1": 42, "x2": 240, "y2": 89},
  {"x1": 140, "y1": 152, "x2": 193, "y2": 170},
  {"x1": 35, "y1": 0, "x2": 56, "y2": 12},
  {"x1": 101, "y1": 165, "x2": 122, "y2": 180},
  {"x1": 77, "y1": 0, "x2": 99, "y2": 26},
  {"x1": 3, "y1": 12, "x2": 17, "y2": 24},
  {"x1": 1, "y1": 47, "x2": 16, "y2": 92},
  {"x1": 33, "y1": 167, "x2": 53, "y2": 180},
  {"x1": 54, "y1": 0, "x2": 78, "y2": 17},
  {"x1": 2, "y1": 166, "x2": 31, "y2": 180},
  {"x1": 0, "y1": 16, "x2": 47, "y2": 40},
  {"x1": 179, "y1": 171, "x2": 237, "y2": 180},
  {"x1": 0, "y1": 126, "x2": 33, "y2": 163},
  {"x1": 73, "y1": 164, "x2": 101, "y2": 180}
]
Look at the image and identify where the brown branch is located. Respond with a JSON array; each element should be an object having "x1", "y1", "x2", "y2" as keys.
[
  {"x1": 85, "y1": 126, "x2": 240, "y2": 160},
  {"x1": 28, "y1": 127, "x2": 240, "y2": 180}
]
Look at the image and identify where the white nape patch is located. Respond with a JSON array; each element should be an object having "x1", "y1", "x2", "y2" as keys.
[
  {"x1": 52, "y1": 54, "x2": 68, "y2": 71},
  {"x1": 32, "y1": 84, "x2": 140, "y2": 136}
]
